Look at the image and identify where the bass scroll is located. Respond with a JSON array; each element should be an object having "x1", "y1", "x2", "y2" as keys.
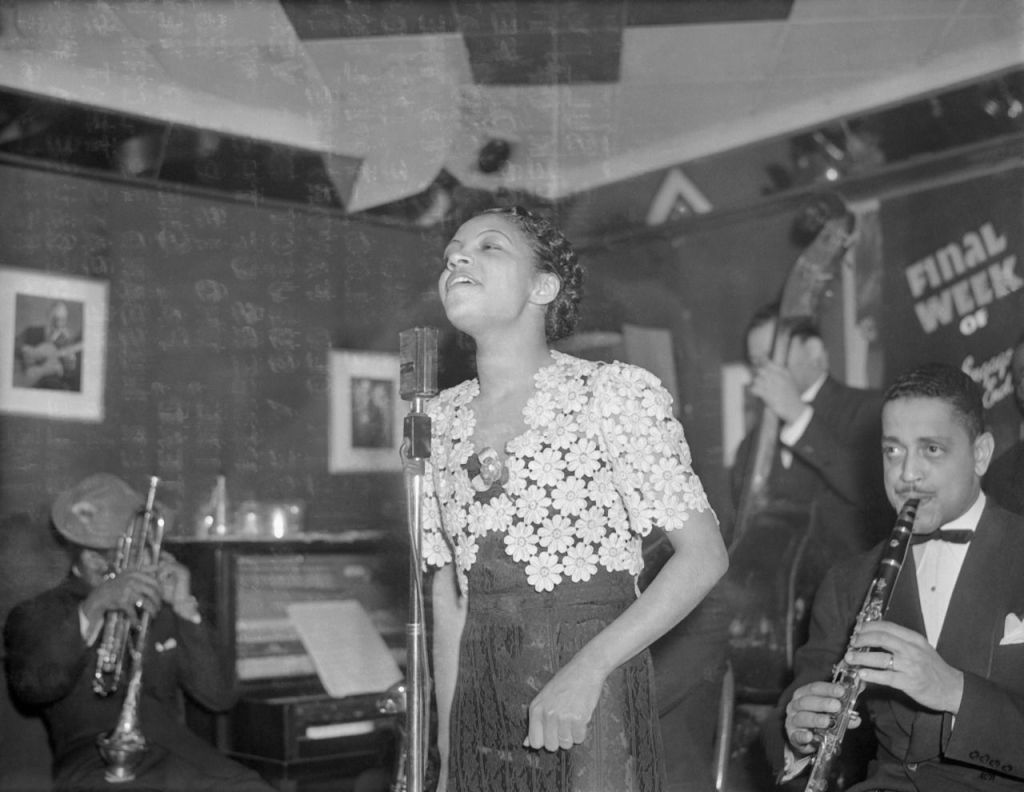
[{"x1": 804, "y1": 497, "x2": 920, "y2": 792}]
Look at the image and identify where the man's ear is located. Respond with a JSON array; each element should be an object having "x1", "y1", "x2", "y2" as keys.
[
  {"x1": 78, "y1": 547, "x2": 107, "y2": 574},
  {"x1": 974, "y1": 431, "x2": 995, "y2": 476},
  {"x1": 530, "y1": 271, "x2": 560, "y2": 306}
]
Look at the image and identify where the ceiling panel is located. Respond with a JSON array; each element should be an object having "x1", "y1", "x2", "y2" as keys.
[
  {"x1": 463, "y1": 28, "x2": 623, "y2": 85},
  {"x1": 302, "y1": 34, "x2": 465, "y2": 210},
  {"x1": 938, "y1": 12, "x2": 1024, "y2": 57},
  {"x1": 0, "y1": 0, "x2": 1019, "y2": 209},
  {"x1": 281, "y1": 0, "x2": 461, "y2": 40},
  {"x1": 153, "y1": 45, "x2": 322, "y2": 112},
  {"x1": 114, "y1": 1, "x2": 295, "y2": 45},
  {"x1": 624, "y1": 0, "x2": 793, "y2": 26},
  {"x1": 621, "y1": 24, "x2": 788, "y2": 84},
  {"x1": 615, "y1": 83, "x2": 767, "y2": 145},
  {"x1": 789, "y1": 0, "x2": 1002, "y2": 22},
  {"x1": 774, "y1": 18, "x2": 953, "y2": 75}
]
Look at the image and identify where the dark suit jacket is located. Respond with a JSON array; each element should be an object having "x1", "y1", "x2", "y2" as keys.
[
  {"x1": 986, "y1": 441, "x2": 1024, "y2": 516},
  {"x1": 732, "y1": 375, "x2": 892, "y2": 551},
  {"x1": 4, "y1": 574, "x2": 270, "y2": 791},
  {"x1": 731, "y1": 376, "x2": 892, "y2": 560},
  {"x1": 765, "y1": 501, "x2": 1024, "y2": 791}
]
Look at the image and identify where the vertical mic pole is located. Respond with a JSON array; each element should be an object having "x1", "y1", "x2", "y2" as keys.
[{"x1": 399, "y1": 327, "x2": 438, "y2": 792}]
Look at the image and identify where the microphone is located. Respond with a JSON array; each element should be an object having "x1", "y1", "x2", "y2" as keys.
[
  {"x1": 399, "y1": 327, "x2": 439, "y2": 402},
  {"x1": 399, "y1": 327, "x2": 438, "y2": 460}
]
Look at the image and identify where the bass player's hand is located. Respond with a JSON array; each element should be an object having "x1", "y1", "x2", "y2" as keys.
[{"x1": 750, "y1": 361, "x2": 807, "y2": 424}]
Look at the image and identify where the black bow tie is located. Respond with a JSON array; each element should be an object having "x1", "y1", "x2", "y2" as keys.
[{"x1": 911, "y1": 529, "x2": 974, "y2": 545}]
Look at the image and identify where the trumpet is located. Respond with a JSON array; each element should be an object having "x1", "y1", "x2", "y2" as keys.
[
  {"x1": 92, "y1": 476, "x2": 164, "y2": 695},
  {"x1": 95, "y1": 475, "x2": 164, "y2": 783}
]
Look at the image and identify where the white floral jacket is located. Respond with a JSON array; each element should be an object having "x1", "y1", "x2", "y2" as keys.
[{"x1": 420, "y1": 351, "x2": 713, "y2": 593}]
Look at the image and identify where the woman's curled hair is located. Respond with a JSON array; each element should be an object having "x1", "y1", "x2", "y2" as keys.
[{"x1": 483, "y1": 206, "x2": 583, "y2": 342}]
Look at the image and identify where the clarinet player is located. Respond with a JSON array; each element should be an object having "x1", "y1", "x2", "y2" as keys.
[{"x1": 766, "y1": 363, "x2": 1024, "y2": 791}]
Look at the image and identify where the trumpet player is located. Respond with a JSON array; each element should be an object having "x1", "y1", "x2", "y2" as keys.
[
  {"x1": 766, "y1": 363, "x2": 1024, "y2": 791},
  {"x1": 3, "y1": 473, "x2": 274, "y2": 792}
]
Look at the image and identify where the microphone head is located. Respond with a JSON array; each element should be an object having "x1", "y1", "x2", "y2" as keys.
[{"x1": 399, "y1": 327, "x2": 439, "y2": 400}]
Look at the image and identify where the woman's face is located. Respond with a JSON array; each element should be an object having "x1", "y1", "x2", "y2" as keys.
[{"x1": 438, "y1": 213, "x2": 554, "y2": 336}]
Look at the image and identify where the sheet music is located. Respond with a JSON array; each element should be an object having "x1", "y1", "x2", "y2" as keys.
[{"x1": 286, "y1": 600, "x2": 403, "y2": 698}]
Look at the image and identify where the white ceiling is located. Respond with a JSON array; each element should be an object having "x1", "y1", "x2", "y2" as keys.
[{"x1": 0, "y1": 0, "x2": 1020, "y2": 211}]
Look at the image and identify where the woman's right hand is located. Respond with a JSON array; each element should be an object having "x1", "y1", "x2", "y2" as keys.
[{"x1": 524, "y1": 655, "x2": 603, "y2": 752}]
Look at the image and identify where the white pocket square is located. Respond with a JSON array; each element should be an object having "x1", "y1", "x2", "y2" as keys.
[{"x1": 1000, "y1": 613, "x2": 1024, "y2": 646}]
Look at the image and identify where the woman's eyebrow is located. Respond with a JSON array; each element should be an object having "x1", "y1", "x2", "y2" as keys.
[
  {"x1": 479, "y1": 228, "x2": 514, "y2": 243},
  {"x1": 444, "y1": 228, "x2": 514, "y2": 254}
]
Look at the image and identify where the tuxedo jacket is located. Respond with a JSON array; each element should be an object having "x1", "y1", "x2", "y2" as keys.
[
  {"x1": 985, "y1": 441, "x2": 1024, "y2": 517},
  {"x1": 2, "y1": 574, "x2": 263, "y2": 790},
  {"x1": 765, "y1": 501, "x2": 1024, "y2": 791},
  {"x1": 731, "y1": 376, "x2": 892, "y2": 559}
]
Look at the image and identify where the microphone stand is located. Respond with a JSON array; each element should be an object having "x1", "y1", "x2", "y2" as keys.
[
  {"x1": 401, "y1": 401, "x2": 430, "y2": 792},
  {"x1": 399, "y1": 328, "x2": 437, "y2": 792}
]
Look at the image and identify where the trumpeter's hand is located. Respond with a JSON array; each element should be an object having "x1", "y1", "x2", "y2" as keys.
[
  {"x1": 156, "y1": 552, "x2": 192, "y2": 603},
  {"x1": 157, "y1": 552, "x2": 202, "y2": 623},
  {"x1": 83, "y1": 568, "x2": 163, "y2": 628}
]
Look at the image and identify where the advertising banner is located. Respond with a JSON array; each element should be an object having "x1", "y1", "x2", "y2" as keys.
[{"x1": 880, "y1": 168, "x2": 1024, "y2": 451}]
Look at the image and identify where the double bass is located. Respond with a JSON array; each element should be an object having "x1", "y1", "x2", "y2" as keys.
[{"x1": 725, "y1": 194, "x2": 856, "y2": 701}]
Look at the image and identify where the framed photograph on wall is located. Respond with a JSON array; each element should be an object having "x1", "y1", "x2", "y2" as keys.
[
  {"x1": 0, "y1": 267, "x2": 109, "y2": 422},
  {"x1": 328, "y1": 349, "x2": 404, "y2": 472}
]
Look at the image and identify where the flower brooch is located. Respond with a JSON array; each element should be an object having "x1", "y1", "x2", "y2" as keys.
[{"x1": 467, "y1": 446, "x2": 509, "y2": 502}]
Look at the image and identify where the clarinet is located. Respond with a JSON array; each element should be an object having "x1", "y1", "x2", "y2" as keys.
[{"x1": 804, "y1": 497, "x2": 920, "y2": 792}]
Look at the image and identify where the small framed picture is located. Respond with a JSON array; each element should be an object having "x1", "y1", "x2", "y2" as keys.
[
  {"x1": 328, "y1": 349, "x2": 404, "y2": 472},
  {"x1": 0, "y1": 267, "x2": 109, "y2": 422}
]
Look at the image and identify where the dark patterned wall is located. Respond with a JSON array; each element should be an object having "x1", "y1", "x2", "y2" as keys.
[{"x1": 0, "y1": 163, "x2": 445, "y2": 536}]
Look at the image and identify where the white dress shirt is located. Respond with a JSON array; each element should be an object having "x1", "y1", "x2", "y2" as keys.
[{"x1": 914, "y1": 492, "x2": 985, "y2": 645}]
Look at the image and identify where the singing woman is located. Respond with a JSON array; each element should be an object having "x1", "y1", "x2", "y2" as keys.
[{"x1": 421, "y1": 206, "x2": 728, "y2": 791}]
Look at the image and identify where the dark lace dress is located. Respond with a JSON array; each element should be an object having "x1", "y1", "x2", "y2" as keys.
[
  {"x1": 449, "y1": 532, "x2": 663, "y2": 792},
  {"x1": 421, "y1": 353, "x2": 713, "y2": 792}
]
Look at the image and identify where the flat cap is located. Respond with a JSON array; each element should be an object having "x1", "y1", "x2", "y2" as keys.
[{"x1": 51, "y1": 473, "x2": 143, "y2": 549}]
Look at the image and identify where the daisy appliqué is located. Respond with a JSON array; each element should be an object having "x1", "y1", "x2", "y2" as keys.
[{"x1": 420, "y1": 352, "x2": 713, "y2": 593}]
